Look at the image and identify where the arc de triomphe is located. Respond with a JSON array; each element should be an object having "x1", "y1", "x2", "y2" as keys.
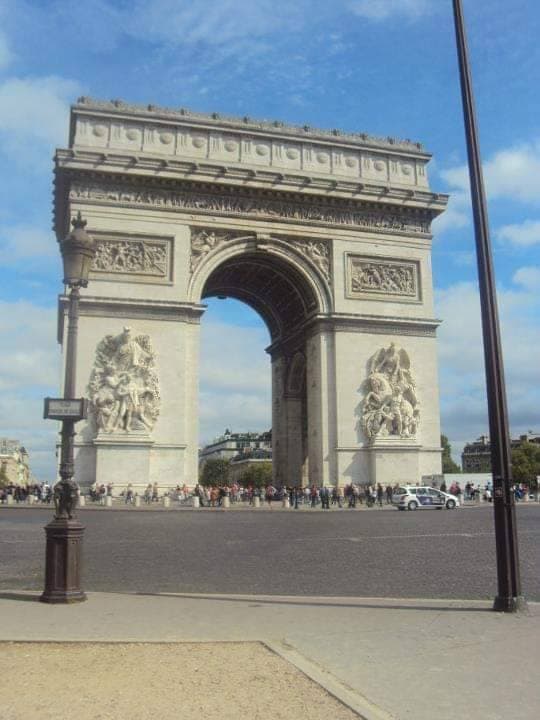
[{"x1": 53, "y1": 98, "x2": 447, "y2": 492}]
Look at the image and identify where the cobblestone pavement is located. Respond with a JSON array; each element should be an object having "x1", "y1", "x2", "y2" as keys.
[{"x1": 1, "y1": 504, "x2": 539, "y2": 600}]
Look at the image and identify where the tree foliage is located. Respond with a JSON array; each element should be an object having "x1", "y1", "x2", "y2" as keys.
[
  {"x1": 511, "y1": 442, "x2": 540, "y2": 488},
  {"x1": 441, "y1": 434, "x2": 461, "y2": 473},
  {"x1": 238, "y1": 462, "x2": 273, "y2": 489},
  {"x1": 199, "y1": 458, "x2": 231, "y2": 487}
]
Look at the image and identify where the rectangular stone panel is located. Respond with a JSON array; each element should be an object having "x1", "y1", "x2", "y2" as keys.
[
  {"x1": 89, "y1": 233, "x2": 173, "y2": 284},
  {"x1": 346, "y1": 254, "x2": 421, "y2": 302}
]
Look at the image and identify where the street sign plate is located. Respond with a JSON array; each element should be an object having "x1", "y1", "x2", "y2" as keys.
[{"x1": 43, "y1": 398, "x2": 88, "y2": 421}]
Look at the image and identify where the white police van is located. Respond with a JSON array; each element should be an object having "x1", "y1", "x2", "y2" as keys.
[{"x1": 392, "y1": 486, "x2": 459, "y2": 511}]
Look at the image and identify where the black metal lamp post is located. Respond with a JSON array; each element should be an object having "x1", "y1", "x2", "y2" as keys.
[
  {"x1": 40, "y1": 212, "x2": 96, "y2": 604},
  {"x1": 451, "y1": 0, "x2": 525, "y2": 612}
]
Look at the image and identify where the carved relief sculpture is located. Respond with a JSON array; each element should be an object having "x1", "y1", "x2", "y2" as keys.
[
  {"x1": 291, "y1": 239, "x2": 331, "y2": 283},
  {"x1": 348, "y1": 256, "x2": 420, "y2": 301},
  {"x1": 190, "y1": 228, "x2": 241, "y2": 272},
  {"x1": 361, "y1": 344, "x2": 420, "y2": 441},
  {"x1": 71, "y1": 182, "x2": 431, "y2": 236},
  {"x1": 88, "y1": 327, "x2": 160, "y2": 434},
  {"x1": 91, "y1": 236, "x2": 170, "y2": 281}
]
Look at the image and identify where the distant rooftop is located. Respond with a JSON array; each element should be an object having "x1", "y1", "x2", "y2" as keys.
[{"x1": 74, "y1": 96, "x2": 426, "y2": 154}]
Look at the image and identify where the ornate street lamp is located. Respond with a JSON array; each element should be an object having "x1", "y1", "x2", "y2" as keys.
[
  {"x1": 451, "y1": 0, "x2": 525, "y2": 611},
  {"x1": 41, "y1": 212, "x2": 96, "y2": 603}
]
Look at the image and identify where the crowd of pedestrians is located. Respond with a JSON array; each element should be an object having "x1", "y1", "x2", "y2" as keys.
[
  {"x1": 1, "y1": 479, "x2": 535, "y2": 508},
  {"x1": 0, "y1": 482, "x2": 52, "y2": 504}
]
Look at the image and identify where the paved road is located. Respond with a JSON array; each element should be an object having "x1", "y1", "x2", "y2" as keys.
[{"x1": 1, "y1": 504, "x2": 539, "y2": 600}]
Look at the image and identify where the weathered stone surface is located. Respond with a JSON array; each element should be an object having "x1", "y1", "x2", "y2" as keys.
[{"x1": 54, "y1": 100, "x2": 447, "y2": 491}]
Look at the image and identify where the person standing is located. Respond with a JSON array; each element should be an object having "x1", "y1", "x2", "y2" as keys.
[
  {"x1": 376, "y1": 483, "x2": 384, "y2": 508},
  {"x1": 320, "y1": 485, "x2": 330, "y2": 510}
]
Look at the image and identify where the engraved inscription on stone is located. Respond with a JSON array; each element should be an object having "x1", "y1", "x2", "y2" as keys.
[
  {"x1": 90, "y1": 235, "x2": 171, "y2": 283},
  {"x1": 348, "y1": 255, "x2": 420, "y2": 301}
]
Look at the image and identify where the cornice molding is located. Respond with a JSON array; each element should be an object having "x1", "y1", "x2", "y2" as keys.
[{"x1": 57, "y1": 294, "x2": 204, "y2": 343}]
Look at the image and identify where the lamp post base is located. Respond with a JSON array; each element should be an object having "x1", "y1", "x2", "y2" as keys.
[
  {"x1": 493, "y1": 595, "x2": 528, "y2": 613},
  {"x1": 40, "y1": 517, "x2": 86, "y2": 604}
]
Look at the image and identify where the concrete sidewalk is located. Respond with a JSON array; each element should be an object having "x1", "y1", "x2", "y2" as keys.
[{"x1": 0, "y1": 590, "x2": 538, "y2": 719}]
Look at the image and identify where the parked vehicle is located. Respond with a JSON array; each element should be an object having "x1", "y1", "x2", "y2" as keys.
[{"x1": 392, "y1": 486, "x2": 460, "y2": 511}]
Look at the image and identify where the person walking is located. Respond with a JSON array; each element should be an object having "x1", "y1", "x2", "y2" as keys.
[
  {"x1": 125, "y1": 483, "x2": 134, "y2": 504},
  {"x1": 320, "y1": 485, "x2": 330, "y2": 510},
  {"x1": 144, "y1": 484, "x2": 152, "y2": 504},
  {"x1": 376, "y1": 483, "x2": 384, "y2": 508}
]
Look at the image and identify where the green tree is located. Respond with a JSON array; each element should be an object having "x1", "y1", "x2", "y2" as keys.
[
  {"x1": 199, "y1": 458, "x2": 231, "y2": 487},
  {"x1": 239, "y1": 462, "x2": 273, "y2": 489},
  {"x1": 441, "y1": 434, "x2": 461, "y2": 473},
  {"x1": 511, "y1": 442, "x2": 540, "y2": 489}
]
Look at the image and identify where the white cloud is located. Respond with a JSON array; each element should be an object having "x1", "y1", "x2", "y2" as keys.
[
  {"x1": 512, "y1": 266, "x2": 540, "y2": 291},
  {"x1": 485, "y1": 142, "x2": 540, "y2": 204},
  {"x1": 0, "y1": 224, "x2": 58, "y2": 264},
  {"x1": 347, "y1": 0, "x2": 432, "y2": 21},
  {"x1": 435, "y1": 277, "x2": 540, "y2": 451},
  {"x1": 0, "y1": 301, "x2": 59, "y2": 391},
  {"x1": 431, "y1": 191, "x2": 470, "y2": 235},
  {"x1": 0, "y1": 301, "x2": 61, "y2": 481},
  {"x1": 199, "y1": 320, "x2": 271, "y2": 443},
  {"x1": 0, "y1": 75, "x2": 80, "y2": 146},
  {"x1": 127, "y1": 0, "x2": 308, "y2": 47},
  {"x1": 497, "y1": 220, "x2": 540, "y2": 247},
  {"x1": 436, "y1": 140, "x2": 540, "y2": 234}
]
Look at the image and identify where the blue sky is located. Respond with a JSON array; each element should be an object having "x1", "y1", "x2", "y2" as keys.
[{"x1": 0, "y1": 0, "x2": 539, "y2": 479}]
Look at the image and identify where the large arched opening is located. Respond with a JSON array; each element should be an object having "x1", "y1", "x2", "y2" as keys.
[{"x1": 196, "y1": 243, "x2": 328, "y2": 486}]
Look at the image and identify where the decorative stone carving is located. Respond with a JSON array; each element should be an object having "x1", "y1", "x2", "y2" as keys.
[
  {"x1": 190, "y1": 228, "x2": 245, "y2": 272},
  {"x1": 291, "y1": 239, "x2": 331, "y2": 282},
  {"x1": 88, "y1": 328, "x2": 160, "y2": 434},
  {"x1": 71, "y1": 181, "x2": 431, "y2": 236},
  {"x1": 75, "y1": 97, "x2": 425, "y2": 152},
  {"x1": 91, "y1": 236, "x2": 171, "y2": 282},
  {"x1": 348, "y1": 256, "x2": 420, "y2": 301},
  {"x1": 361, "y1": 344, "x2": 420, "y2": 441}
]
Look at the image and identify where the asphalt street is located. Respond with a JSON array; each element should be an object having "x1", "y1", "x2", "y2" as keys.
[{"x1": 1, "y1": 504, "x2": 539, "y2": 600}]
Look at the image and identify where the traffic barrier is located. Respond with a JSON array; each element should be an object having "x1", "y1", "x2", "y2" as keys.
[
  {"x1": 6, "y1": 495, "x2": 14, "y2": 505},
  {"x1": 78, "y1": 495, "x2": 85, "y2": 507},
  {"x1": 223, "y1": 496, "x2": 230, "y2": 508},
  {"x1": 283, "y1": 497, "x2": 290, "y2": 509},
  {"x1": 253, "y1": 496, "x2": 260, "y2": 508},
  {"x1": 192, "y1": 496, "x2": 200, "y2": 508},
  {"x1": 105, "y1": 496, "x2": 113, "y2": 507},
  {"x1": 134, "y1": 495, "x2": 141, "y2": 507},
  {"x1": 163, "y1": 496, "x2": 170, "y2": 508}
]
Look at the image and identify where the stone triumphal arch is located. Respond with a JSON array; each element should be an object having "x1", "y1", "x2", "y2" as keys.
[{"x1": 53, "y1": 98, "x2": 447, "y2": 493}]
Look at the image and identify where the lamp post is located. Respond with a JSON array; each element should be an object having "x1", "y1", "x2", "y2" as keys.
[
  {"x1": 451, "y1": 0, "x2": 525, "y2": 612},
  {"x1": 40, "y1": 212, "x2": 96, "y2": 604}
]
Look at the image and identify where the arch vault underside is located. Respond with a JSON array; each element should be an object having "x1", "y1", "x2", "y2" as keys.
[{"x1": 54, "y1": 98, "x2": 448, "y2": 491}]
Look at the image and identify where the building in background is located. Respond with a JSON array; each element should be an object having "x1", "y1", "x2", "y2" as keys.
[
  {"x1": 462, "y1": 433, "x2": 540, "y2": 472},
  {"x1": 199, "y1": 429, "x2": 272, "y2": 466},
  {"x1": 0, "y1": 439, "x2": 31, "y2": 486}
]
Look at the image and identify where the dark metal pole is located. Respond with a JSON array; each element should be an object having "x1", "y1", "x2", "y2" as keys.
[
  {"x1": 41, "y1": 285, "x2": 86, "y2": 604},
  {"x1": 451, "y1": 0, "x2": 524, "y2": 612}
]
